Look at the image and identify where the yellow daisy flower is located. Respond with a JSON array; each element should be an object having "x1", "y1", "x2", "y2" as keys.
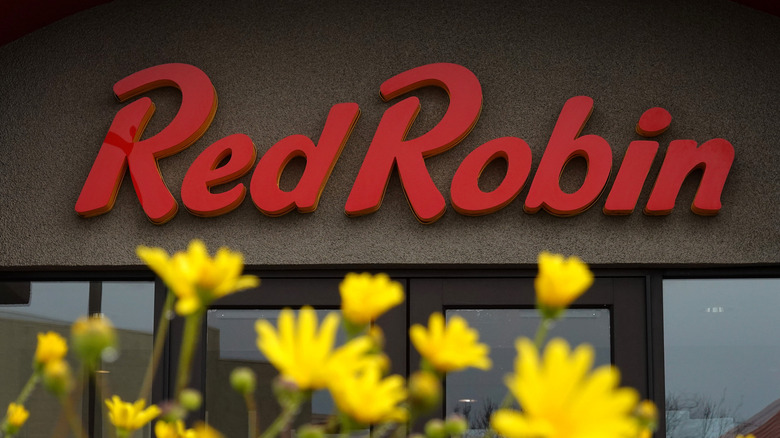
[
  {"x1": 6, "y1": 403, "x2": 29, "y2": 428},
  {"x1": 329, "y1": 361, "x2": 407, "y2": 425},
  {"x1": 535, "y1": 252, "x2": 593, "y2": 316},
  {"x1": 136, "y1": 240, "x2": 259, "y2": 315},
  {"x1": 491, "y1": 338, "x2": 639, "y2": 438},
  {"x1": 155, "y1": 420, "x2": 195, "y2": 438},
  {"x1": 255, "y1": 307, "x2": 374, "y2": 390},
  {"x1": 34, "y1": 331, "x2": 68, "y2": 367},
  {"x1": 340, "y1": 273, "x2": 404, "y2": 325},
  {"x1": 105, "y1": 396, "x2": 161, "y2": 436},
  {"x1": 190, "y1": 423, "x2": 224, "y2": 438},
  {"x1": 409, "y1": 313, "x2": 491, "y2": 373}
]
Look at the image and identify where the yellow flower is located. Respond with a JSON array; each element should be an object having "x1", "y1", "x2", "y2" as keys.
[
  {"x1": 491, "y1": 338, "x2": 639, "y2": 438},
  {"x1": 340, "y1": 273, "x2": 404, "y2": 325},
  {"x1": 105, "y1": 396, "x2": 161, "y2": 435},
  {"x1": 34, "y1": 331, "x2": 68, "y2": 367},
  {"x1": 255, "y1": 307, "x2": 373, "y2": 390},
  {"x1": 137, "y1": 240, "x2": 259, "y2": 315},
  {"x1": 409, "y1": 313, "x2": 491, "y2": 373},
  {"x1": 190, "y1": 423, "x2": 224, "y2": 438},
  {"x1": 736, "y1": 435, "x2": 756, "y2": 438},
  {"x1": 535, "y1": 252, "x2": 593, "y2": 315},
  {"x1": 6, "y1": 403, "x2": 29, "y2": 428},
  {"x1": 329, "y1": 361, "x2": 407, "y2": 425},
  {"x1": 155, "y1": 420, "x2": 195, "y2": 438}
]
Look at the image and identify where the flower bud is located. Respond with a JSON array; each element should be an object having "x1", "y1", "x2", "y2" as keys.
[
  {"x1": 43, "y1": 359, "x2": 74, "y2": 396},
  {"x1": 444, "y1": 415, "x2": 468, "y2": 436},
  {"x1": 230, "y1": 367, "x2": 256, "y2": 396},
  {"x1": 635, "y1": 400, "x2": 658, "y2": 430},
  {"x1": 408, "y1": 371, "x2": 441, "y2": 412},
  {"x1": 71, "y1": 315, "x2": 117, "y2": 369},
  {"x1": 3, "y1": 403, "x2": 29, "y2": 436},
  {"x1": 424, "y1": 419, "x2": 447, "y2": 438},
  {"x1": 158, "y1": 402, "x2": 186, "y2": 423},
  {"x1": 179, "y1": 389, "x2": 202, "y2": 411},
  {"x1": 296, "y1": 424, "x2": 325, "y2": 438},
  {"x1": 272, "y1": 376, "x2": 301, "y2": 404}
]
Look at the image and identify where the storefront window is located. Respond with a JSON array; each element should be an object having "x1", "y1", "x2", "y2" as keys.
[
  {"x1": 664, "y1": 278, "x2": 780, "y2": 438},
  {"x1": 0, "y1": 280, "x2": 155, "y2": 438},
  {"x1": 444, "y1": 308, "x2": 611, "y2": 434},
  {"x1": 97, "y1": 282, "x2": 155, "y2": 438},
  {"x1": 0, "y1": 282, "x2": 88, "y2": 437}
]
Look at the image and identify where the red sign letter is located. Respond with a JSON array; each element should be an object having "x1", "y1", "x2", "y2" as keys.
[
  {"x1": 250, "y1": 103, "x2": 360, "y2": 216},
  {"x1": 181, "y1": 134, "x2": 256, "y2": 217},
  {"x1": 524, "y1": 96, "x2": 612, "y2": 216},
  {"x1": 645, "y1": 138, "x2": 734, "y2": 215},
  {"x1": 451, "y1": 137, "x2": 532, "y2": 216},
  {"x1": 345, "y1": 63, "x2": 482, "y2": 223},
  {"x1": 75, "y1": 63, "x2": 217, "y2": 224}
]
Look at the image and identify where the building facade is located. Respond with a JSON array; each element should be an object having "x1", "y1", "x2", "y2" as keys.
[{"x1": 1, "y1": 0, "x2": 778, "y2": 437}]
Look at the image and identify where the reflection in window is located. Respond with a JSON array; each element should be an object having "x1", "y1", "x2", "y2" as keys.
[
  {"x1": 664, "y1": 279, "x2": 780, "y2": 438},
  {"x1": 445, "y1": 308, "x2": 610, "y2": 434},
  {"x1": 98, "y1": 282, "x2": 155, "y2": 438},
  {"x1": 0, "y1": 282, "x2": 88, "y2": 437},
  {"x1": 206, "y1": 309, "x2": 366, "y2": 438},
  {"x1": 0, "y1": 281, "x2": 155, "y2": 438}
]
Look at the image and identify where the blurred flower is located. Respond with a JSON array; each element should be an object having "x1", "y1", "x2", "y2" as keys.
[
  {"x1": 443, "y1": 415, "x2": 468, "y2": 436},
  {"x1": 410, "y1": 313, "x2": 491, "y2": 373},
  {"x1": 736, "y1": 435, "x2": 756, "y2": 438},
  {"x1": 71, "y1": 315, "x2": 117, "y2": 367},
  {"x1": 179, "y1": 389, "x2": 202, "y2": 411},
  {"x1": 190, "y1": 422, "x2": 224, "y2": 438},
  {"x1": 105, "y1": 396, "x2": 161, "y2": 437},
  {"x1": 155, "y1": 420, "x2": 195, "y2": 438},
  {"x1": 535, "y1": 252, "x2": 593, "y2": 317},
  {"x1": 137, "y1": 240, "x2": 259, "y2": 316},
  {"x1": 255, "y1": 307, "x2": 373, "y2": 390},
  {"x1": 491, "y1": 338, "x2": 639, "y2": 438},
  {"x1": 329, "y1": 361, "x2": 407, "y2": 425},
  {"x1": 340, "y1": 273, "x2": 404, "y2": 325},
  {"x1": 43, "y1": 359, "x2": 74, "y2": 396},
  {"x1": 635, "y1": 400, "x2": 658, "y2": 438},
  {"x1": 4, "y1": 403, "x2": 29, "y2": 435},
  {"x1": 34, "y1": 331, "x2": 67, "y2": 368},
  {"x1": 230, "y1": 367, "x2": 256, "y2": 395},
  {"x1": 408, "y1": 370, "x2": 441, "y2": 412}
]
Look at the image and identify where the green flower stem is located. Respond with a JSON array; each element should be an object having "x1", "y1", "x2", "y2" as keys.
[
  {"x1": 370, "y1": 421, "x2": 397, "y2": 438},
  {"x1": 336, "y1": 413, "x2": 353, "y2": 438},
  {"x1": 534, "y1": 317, "x2": 553, "y2": 350},
  {"x1": 244, "y1": 392, "x2": 258, "y2": 438},
  {"x1": 15, "y1": 372, "x2": 40, "y2": 406},
  {"x1": 258, "y1": 396, "x2": 304, "y2": 438},
  {"x1": 175, "y1": 312, "x2": 203, "y2": 399},
  {"x1": 138, "y1": 290, "x2": 175, "y2": 401}
]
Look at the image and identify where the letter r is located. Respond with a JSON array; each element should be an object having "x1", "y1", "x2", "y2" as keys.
[{"x1": 75, "y1": 63, "x2": 217, "y2": 224}]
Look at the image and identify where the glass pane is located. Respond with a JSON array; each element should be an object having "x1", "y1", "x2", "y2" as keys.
[
  {"x1": 445, "y1": 308, "x2": 611, "y2": 433},
  {"x1": 0, "y1": 282, "x2": 88, "y2": 437},
  {"x1": 664, "y1": 279, "x2": 780, "y2": 438},
  {"x1": 206, "y1": 309, "x2": 367, "y2": 438},
  {"x1": 98, "y1": 281, "x2": 156, "y2": 438}
]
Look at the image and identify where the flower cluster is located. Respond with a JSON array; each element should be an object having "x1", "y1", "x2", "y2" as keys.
[{"x1": 2, "y1": 242, "x2": 661, "y2": 438}]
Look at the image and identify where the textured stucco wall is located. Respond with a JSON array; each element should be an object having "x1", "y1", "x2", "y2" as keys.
[{"x1": 0, "y1": 0, "x2": 778, "y2": 268}]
